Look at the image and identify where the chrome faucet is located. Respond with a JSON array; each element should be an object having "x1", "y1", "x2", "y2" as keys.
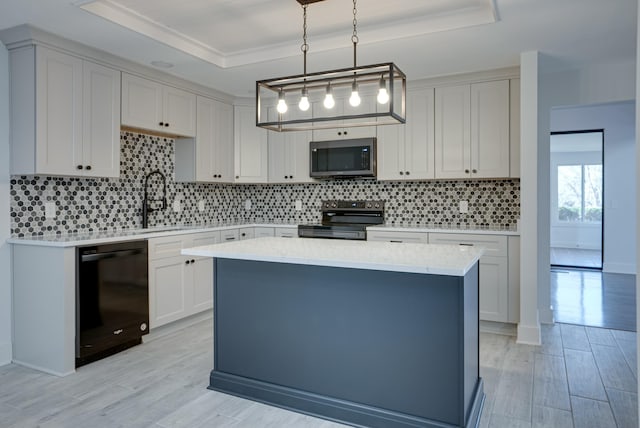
[{"x1": 142, "y1": 170, "x2": 167, "y2": 229}]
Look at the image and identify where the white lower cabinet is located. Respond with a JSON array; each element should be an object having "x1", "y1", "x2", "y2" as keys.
[
  {"x1": 275, "y1": 227, "x2": 298, "y2": 238},
  {"x1": 148, "y1": 231, "x2": 219, "y2": 328},
  {"x1": 367, "y1": 230, "x2": 429, "y2": 243},
  {"x1": 427, "y1": 233, "x2": 510, "y2": 322},
  {"x1": 255, "y1": 227, "x2": 276, "y2": 238}
]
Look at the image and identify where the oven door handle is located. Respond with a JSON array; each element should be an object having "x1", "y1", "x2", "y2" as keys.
[{"x1": 81, "y1": 249, "x2": 145, "y2": 262}]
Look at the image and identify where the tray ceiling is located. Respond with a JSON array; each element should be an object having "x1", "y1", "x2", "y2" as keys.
[{"x1": 77, "y1": 0, "x2": 498, "y2": 68}]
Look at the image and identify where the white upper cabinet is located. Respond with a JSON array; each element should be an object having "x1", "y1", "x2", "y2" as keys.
[
  {"x1": 234, "y1": 105, "x2": 269, "y2": 183},
  {"x1": 509, "y1": 78, "x2": 521, "y2": 178},
  {"x1": 267, "y1": 106, "x2": 315, "y2": 184},
  {"x1": 311, "y1": 93, "x2": 377, "y2": 141},
  {"x1": 175, "y1": 96, "x2": 234, "y2": 183},
  {"x1": 435, "y1": 80, "x2": 510, "y2": 179},
  {"x1": 121, "y1": 73, "x2": 196, "y2": 137},
  {"x1": 377, "y1": 87, "x2": 435, "y2": 181},
  {"x1": 9, "y1": 45, "x2": 120, "y2": 177}
]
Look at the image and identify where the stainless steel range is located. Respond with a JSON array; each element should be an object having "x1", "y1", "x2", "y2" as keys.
[{"x1": 298, "y1": 200, "x2": 385, "y2": 240}]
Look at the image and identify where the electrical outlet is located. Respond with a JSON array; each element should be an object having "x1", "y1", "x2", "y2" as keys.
[
  {"x1": 198, "y1": 200, "x2": 205, "y2": 212},
  {"x1": 173, "y1": 200, "x2": 181, "y2": 212},
  {"x1": 459, "y1": 200, "x2": 469, "y2": 214},
  {"x1": 295, "y1": 200, "x2": 302, "y2": 211},
  {"x1": 44, "y1": 202, "x2": 56, "y2": 219},
  {"x1": 244, "y1": 199, "x2": 252, "y2": 211}
]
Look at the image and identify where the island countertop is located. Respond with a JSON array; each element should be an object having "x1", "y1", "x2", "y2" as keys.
[{"x1": 181, "y1": 236, "x2": 484, "y2": 276}]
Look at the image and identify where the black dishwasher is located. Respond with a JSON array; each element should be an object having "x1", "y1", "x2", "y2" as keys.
[{"x1": 76, "y1": 240, "x2": 149, "y2": 367}]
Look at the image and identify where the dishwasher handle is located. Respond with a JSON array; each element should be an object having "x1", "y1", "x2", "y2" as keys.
[{"x1": 81, "y1": 248, "x2": 145, "y2": 262}]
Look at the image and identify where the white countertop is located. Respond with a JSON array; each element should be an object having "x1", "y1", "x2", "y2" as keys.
[
  {"x1": 367, "y1": 225, "x2": 520, "y2": 236},
  {"x1": 6, "y1": 223, "x2": 297, "y2": 247},
  {"x1": 182, "y1": 237, "x2": 484, "y2": 276}
]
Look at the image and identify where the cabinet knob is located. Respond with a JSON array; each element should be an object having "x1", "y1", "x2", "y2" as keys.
[
  {"x1": 159, "y1": 122, "x2": 164, "y2": 126},
  {"x1": 241, "y1": 233, "x2": 246, "y2": 237},
  {"x1": 85, "y1": 165, "x2": 92, "y2": 171},
  {"x1": 465, "y1": 169, "x2": 470, "y2": 174},
  {"x1": 235, "y1": 176, "x2": 239, "y2": 179},
  {"x1": 77, "y1": 165, "x2": 83, "y2": 170},
  {"x1": 405, "y1": 171, "x2": 410, "y2": 175},
  {"x1": 472, "y1": 169, "x2": 477, "y2": 173},
  {"x1": 344, "y1": 131, "x2": 348, "y2": 135},
  {"x1": 399, "y1": 171, "x2": 404, "y2": 175},
  {"x1": 337, "y1": 131, "x2": 342, "y2": 136},
  {"x1": 185, "y1": 260, "x2": 190, "y2": 265},
  {"x1": 191, "y1": 259, "x2": 195, "y2": 263},
  {"x1": 165, "y1": 123, "x2": 170, "y2": 127}
]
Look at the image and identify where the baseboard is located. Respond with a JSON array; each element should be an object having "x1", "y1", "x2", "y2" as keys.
[
  {"x1": 516, "y1": 323, "x2": 541, "y2": 345},
  {"x1": 550, "y1": 243, "x2": 601, "y2": 251},
  {"x1": 0, "y1": 341, "x2": 11, "y2": 366},
  {"x1": 603, "y1": 262, "x2": 636, "y2": 275},
  {"x1": 12, "y1": 358, "x2": 74, "y2": 377},
  {"x1": 480, "y1": 320, "x2": 517, "y2": 336}
]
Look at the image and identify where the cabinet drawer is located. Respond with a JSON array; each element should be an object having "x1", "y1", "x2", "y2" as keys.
[
  {"x1": 238, "y1": 227, "x2": 255, "y2": 240},
  {"x1": 220, "y1": 229, "x2": 240, "y2": 242},
  {"x1": 428, "y1": 233, "x2": 507, "y2": 257},
  {"x1": 255, "y1": 227, "x2": 276, "y2": 238},
  {"x1": 187, "y1": 231, "x2": 220, "y2": 248},
  {"x1": 367, "y1": 230, "x2": 429, "y2": 243},
  {"x1": 147, "y1": 235, "x2": 185, "y2": 260},
  {"x1": 275, "y1": 228, "x2": 297, "y2": 238}
]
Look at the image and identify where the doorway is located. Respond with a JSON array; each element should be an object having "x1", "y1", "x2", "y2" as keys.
[{"x1": 550, "y1": 130, "x2": 603, "y2": 269}]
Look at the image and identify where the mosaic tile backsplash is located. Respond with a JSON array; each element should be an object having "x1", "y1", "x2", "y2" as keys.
[{"x1": 10, "y1": 132, "x2": 520, "y2": 237}]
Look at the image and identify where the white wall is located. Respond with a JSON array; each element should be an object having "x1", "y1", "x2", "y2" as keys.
[
  {"x1": 551, "y1": 102, "x2": 636, "y2": 274},
  {"x1": 0, "y1": 41, "x2": 12, "y2": 365}
]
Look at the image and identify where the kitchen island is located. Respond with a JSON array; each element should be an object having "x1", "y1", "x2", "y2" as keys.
[{"x1": 182, "y1": 237, "x2": 485, "y2": 428}]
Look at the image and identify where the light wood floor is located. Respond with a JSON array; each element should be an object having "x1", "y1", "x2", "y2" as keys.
[{"x1": 0, "y1": 318, "x2": 637, "y2": 428}]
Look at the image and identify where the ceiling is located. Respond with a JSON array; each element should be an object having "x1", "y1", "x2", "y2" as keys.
[{"x1": 0, "y1": 0, "x2": 636, "y2": 97}]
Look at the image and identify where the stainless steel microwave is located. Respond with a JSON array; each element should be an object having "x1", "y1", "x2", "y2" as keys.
[{"x1": 310, "y1": 138, "x2": 376, "y2": 178}]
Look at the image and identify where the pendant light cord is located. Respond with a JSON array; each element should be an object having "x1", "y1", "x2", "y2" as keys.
[
  {"x1": 301, "y1": 4, "x2": 309, "y2": 76},
  {"x1": 352, "y1": 0, "x2": 358, "y2": 68}
]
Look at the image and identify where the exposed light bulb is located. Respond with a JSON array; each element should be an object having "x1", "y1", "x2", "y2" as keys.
[
  {"x1": 276, "y1": 91, "x2": 288, "y2": 114},
  {"x1": 377, "y1": 77, "x2": 389, "y2": 104},
  {"x1": 298, "y1": 88, "x2": 310, "y2": 111},
  {"x1": 349, "y1": 81, "x2": 361, "y2": 107},
  {"x1": 323, "y1": 84, "x2": 335, "y2": 109}
]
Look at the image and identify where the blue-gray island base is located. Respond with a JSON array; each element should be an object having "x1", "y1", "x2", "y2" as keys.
[{"x1": 210, "y1": 258, "x2": 484, "y2": 428}]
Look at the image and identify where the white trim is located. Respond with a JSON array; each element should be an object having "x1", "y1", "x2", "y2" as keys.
[
  {"x1": 11, "y1": 359, "x2": 75, "y2": 377},
  {"x1": 0, "y1": 342, "x2": 11, "y2": 366},
  {"x1": 603, "y1": 262, "x2": 636, "y2": 275},
  {"x1": 516, "y1": 323, "x2": 542, "y2": 346}
]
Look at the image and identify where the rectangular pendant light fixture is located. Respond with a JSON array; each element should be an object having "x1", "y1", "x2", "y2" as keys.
[{"x1": 256, "y1": 0, "x2": 406, "y2": 132}]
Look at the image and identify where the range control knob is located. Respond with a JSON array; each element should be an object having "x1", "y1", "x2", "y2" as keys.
[
  {"x1": 366, "y1": 202, "x2": 372, "y2": 208},
  {"x1": 374, "y1": 202, "x2": 381, "y2": 208},
  {"x1": 331, "y1": 202, "x2": 337, "y2": 208}
]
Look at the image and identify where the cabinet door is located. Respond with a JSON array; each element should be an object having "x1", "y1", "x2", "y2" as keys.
[
  {"x1": 121, "y1": 73, "x2": 163, "y2": 132},
  {"x1": 470, "y1": 80, "x2": 510, "y2": 178},
  {"x1": 404, "y1": 88, "x2": 435, "y2": 180},
  {"x1": 275, "y1": 227, "x2": 297, "y2": 238},
  {"x1": 434, "y1": 84, "x2": 471, "y2": 179},
  {"x1": 479, "y1": 256, "x2": 509, "y2": 322},
  {"x1": 509, "y1": 79, "x2": 520, "y2": 178},
  {"x1": 191, "y1": 97, "x2": 234, "y2": 183},
  {"x1": 35, "y1": 47, "x2": 83, "y2": 176},
  {"x1": 255, "y1": 227, "x2": 276, "y2": 237},
  {"x1": 82, "y1": 62, "x2": 121, "y2": 178},
  {"x1": 376, "y1": 124, "x2": 405, "y2": 181},
  {"x1": 238, "y1": 227, "x2": 255, "y2": 240},
  {"x1": 220, "y1": 229, "x2": 240, "y2": 242},
  {"x1": 191, "y1": 257, "x2": 214, "y2": 314},
  {"x1": 149, "y1": 256, "x2": 188, "y2": 328},
  {"x1": 268, "y1": 130, "x2": 287, "y2": 183},
  {"x1": 163, "y1": 86, "x2": 196, "y2": 137},
  {"x1": 234, "y1": 105, "x2": 268, "y2": 183}
]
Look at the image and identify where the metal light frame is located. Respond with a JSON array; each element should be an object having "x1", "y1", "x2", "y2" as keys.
[{"x1": 256, "y1": 1, "x2": 406, "y2": 132}]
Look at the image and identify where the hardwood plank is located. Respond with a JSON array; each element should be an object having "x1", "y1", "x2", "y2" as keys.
[
  {"x1": 586, "y1": 327, "x2": 617, "y2": 346},
  {"x1": 564, "y1": 349, "x2": 607, "y2": 401},
  {"x1": 560, "y1": 324, "x2": 591, "y2": 351},
  {"x1": 570, "y1": 396, "x2": 616, "y2": 428},
  {"x1": 591, "y1": 343, "x2": 637, "y2": 392},
  {"x1": 488, "y1": 414, "x2": 531, "y2": 428},
  {"x1": 531, "y1": 405, "x2": 573, "y2": 428},
  {"x1": 606, "y1": 388, "x2": 639, "y2": 428},
  {"x1": 491, "y1": 345, "x2": 535, "y2": 421},
  {"x1": 532, "y1": 353, "x2": 570, "y2": 410},
  {"x1": 616, "y1": 338, "x2": 638, "y2": 379},
  {"x1": 539, "y1": 324, "x2": 563, "y2": 357}
]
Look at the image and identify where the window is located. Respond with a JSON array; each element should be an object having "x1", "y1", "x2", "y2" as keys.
[{"x1": 557, "y1": 163, "x2": 602, "y2": 223}]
